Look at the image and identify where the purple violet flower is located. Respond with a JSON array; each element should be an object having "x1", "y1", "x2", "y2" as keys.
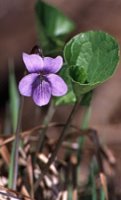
[{"x1": 19, "y1": 53, "x2": 68, "y2": 106}]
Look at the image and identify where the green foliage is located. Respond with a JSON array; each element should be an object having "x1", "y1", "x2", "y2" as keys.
[
  {"x1": 64, "y1": 31, "x2": 119, "y2": 98},
  {"x1": 9, "y1": 59, "x2": 19, "y2": 132},
  {"x1": 8, "y1": 59, "x2": 20, "y2": 188},
  {"x1": 100, "y1": 188, "x2": 106, "y2": 200},
  {"x1": 35, "y1": 0, "x2": 75, "y2": 54},
  {"x1": 91, "y1": 163, "x2": 97, "y2": 200}
]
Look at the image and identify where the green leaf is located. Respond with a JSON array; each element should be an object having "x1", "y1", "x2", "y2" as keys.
[
  {"x1": 35, "y1": 0, "x2": 75, "y2": 52},
  {"x1": 9, "y1": 59, "x2": 19, "y2": 132},
  {"x1": 64, "y1": 31, "x2": 119, "y2": 98},
  {"x1": 8, "y1": 59, "x2": 20, "y2": 188},
  {"x1": 54, "y1": 64, "x2": 76, "y2": 106},
  {"x1": 100, "y1": 188, "x2": 106, "y2": 200},
  {"x1": 91, "y1": 163, "x2": 97, "y2": 200},
  {"x1": 70, "y1": 65, "x2": 87, "y2": 84}
]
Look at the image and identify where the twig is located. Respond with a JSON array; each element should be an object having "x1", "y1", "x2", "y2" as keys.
[
  {"x1": 89, "y1": 129, "x2": 103, "y2": 172},
  {"x1": 0, "y1": 185, "x2": 34, "y2": 200},
  {"x1": 0, "y1": 123, "x2": 84, "y2": 147},
  {"x1": 34, "y1": 100, "x2": 80, "y2": 192},
  {"x1": 89, "y1": 129, "x2": 108, "y2": 200}
]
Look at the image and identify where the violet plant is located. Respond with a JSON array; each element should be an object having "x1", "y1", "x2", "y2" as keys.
[
  {"x1": 4, "y1": 0, "x2": 119, "y2": 199},
  {"x1": 19, "y1": 53, "x2": 67, "y2": 106}
]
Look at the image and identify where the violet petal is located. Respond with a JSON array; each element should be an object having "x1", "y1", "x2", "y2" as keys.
[
  {"x1": 43, "y1": 56, "x2": 63, "y2": 73},
  {"x1": 18, "y1": 73, "x2": 38, "y2": 96},
  {"x1": 47, "y1": 74, "x2": 68, "y2": 96},
  {"x1": 32, "y1": 80, "x2": 52, "y2": 106},
  {"x1": 23, "y1": 53, "x2": 44, "y2": 73}
]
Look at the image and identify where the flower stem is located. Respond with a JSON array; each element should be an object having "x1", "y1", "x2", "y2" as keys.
[
  {"x1": 34, "y1": 99, "x2": 80, "y2": 192},
  {"x1": 78, "y1": 105, "x2": 91, "y2": 162},
  {"x1": 34, "y1": 100, "x2": 55, "y2": 164},
  {"x1": 11, "y1": 96, "x2": 24, "y2": 190}
]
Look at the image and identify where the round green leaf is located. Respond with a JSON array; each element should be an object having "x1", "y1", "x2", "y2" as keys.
[{"x1": 64, "y1": 31, "x2": 119, "y2": 97}]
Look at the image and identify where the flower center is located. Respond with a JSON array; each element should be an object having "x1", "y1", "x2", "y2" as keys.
[
  {"x1": 39, "y1": 72, "x2": 48, "y2": 83},
  {"x1": 39, "y1": 73, "x2": 45, "y2": 82}
]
